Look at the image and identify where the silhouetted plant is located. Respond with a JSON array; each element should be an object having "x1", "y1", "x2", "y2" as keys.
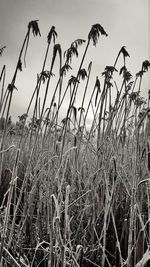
[
  {"x1": 0, "y1": 46, "x2": 6, "y2": 56},
  {"x1": 142, "y1": 60, "x2": 150, "y2": 72},
  {"x1": 88, "y1": 23, "x2": 108, "y2": 46},
  {"x1": 68, "y1": 75, "x2": 80, "y2": 88},
  {"x1": 64, "y1": 39, "x2": 85, "y2": 64},
  {"x1": 60, "y1": 63, "x2": 72, "y2": 77},
  {"x1": 94, "y1": 76, "x2": 101, "y2": 107},
  {"x1": 78, "y1": 68, "x2": 87, "y2": 80},
  {"x1": 47, "y1": 25, "x2": 57, "y2": 44},
  {"x1": 114, "y1": 46, "x2": 130, "y2": 67},
  {"x1": 64, "y1": 45, "x2": 79, "y2": 64},
  {"x1": 40, "y1": 70, "x2": 51, "y2": 83}
]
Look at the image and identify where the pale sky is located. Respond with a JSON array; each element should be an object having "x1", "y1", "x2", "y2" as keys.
[{"x1": 0, "y1": 0, "x2": 149, "y2": 121}]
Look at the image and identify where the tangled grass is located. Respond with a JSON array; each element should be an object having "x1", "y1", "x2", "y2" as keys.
[{"x1": 0, "y1": 20, "x2": 150, "y2": 267}]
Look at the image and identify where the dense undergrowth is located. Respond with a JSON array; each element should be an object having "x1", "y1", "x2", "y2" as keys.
[{"x1": 0, "y1": 20, "x2": 150, "y2": 267}]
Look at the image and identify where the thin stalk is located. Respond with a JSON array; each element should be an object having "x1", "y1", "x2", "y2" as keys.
[
  {"x1": 0, "y1": 149, "x2": 20, "y2": 262},
  {"x1": 59, "y1": 40, "x2": 90, "y2": 162},
  {"x1": 78, "y1": 62, "x2": 92, "y2": 128},
  {"x1": 0, "y1": 65, "x2": 6, "y2": 111}
]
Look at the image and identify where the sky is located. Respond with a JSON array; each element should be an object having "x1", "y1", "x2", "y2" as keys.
[{"x1": 0, "y1": 0, "x2": 149, "y2": 122}]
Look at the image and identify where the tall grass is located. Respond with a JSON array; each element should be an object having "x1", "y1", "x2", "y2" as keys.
[{"x1": 0, "y1": 20, "x2": 150, "y2": 267}]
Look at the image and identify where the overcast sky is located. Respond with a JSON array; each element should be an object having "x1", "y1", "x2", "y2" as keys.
[{"x1": 0, "y1": 0, "x2": 149, "y2": 121}]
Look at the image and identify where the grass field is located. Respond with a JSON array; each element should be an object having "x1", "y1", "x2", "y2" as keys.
[{"x1": 0, "y1": 21, "x2": 150, "y2": 267}]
